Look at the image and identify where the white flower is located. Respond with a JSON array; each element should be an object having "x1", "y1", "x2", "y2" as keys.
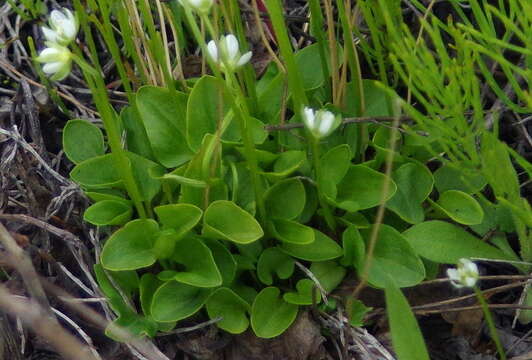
[
  {"x1": 178, "y1": 0, "x2": 213, "y2": 14},
  {"x1": 302, "y1": 107, "x2": 340, "y2": 139},
  {"x1": 206, "y1": 34, "x2": 252, "y2": 72},
  {"x1": 447, "y1": 258, "x2": 479, "y2": 288},
  {"x1": 42, "y1": 8, "x2": 79, "y2": 46},
  {"x1": 36, "y1": 44, "x2": 72, "y2": 81}
]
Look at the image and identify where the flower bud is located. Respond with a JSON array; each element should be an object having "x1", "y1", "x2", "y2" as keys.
[
  {"x1": 447, "y1": 258, "x2": 479, "y2": 288},
  {"x1": 206, "y1": 34, "x2": 252, "y2": 72},
  {"x1": 42, "y1": 8, "x2": 79, "y2": 46},
  {"x1": 36, "y1": 44, "x2": 73, "y2": 81},
  {"x1": 178, "y1": 0, "x2": 213, "y2": 14},
  {"x1": 302, "y1": 107, "x2": 340, "y2": 139}
]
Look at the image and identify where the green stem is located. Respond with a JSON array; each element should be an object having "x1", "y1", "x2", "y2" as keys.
[
  {"x1": 71, "y1": 51, "x2": 147, "y2": 219},
  {"x1": 310, "y1": 138, "x2": 336, "y2": 231},
  {"x1": 226, "y1": 71, "x2": 267, "y2": 223},
  {"x1": 474, "y1": 286, "x2": 506, "y2": 360}
]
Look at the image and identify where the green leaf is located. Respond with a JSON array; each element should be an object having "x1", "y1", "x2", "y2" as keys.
[
  {"x1": 70, "y1": 154, "x2": 121, "y2": 188},
  {"x1": 136, "y1": 86, "x2": 193, "y2": 167},
  {"x1": 283, "y1": 279, "x2": 317, "y2": 305},
  {"x1": 121, "y1": 106, "x2": 154, "y2": 161},
  {"x1": 170, "y1": 236, "x2": 222, "y2": 287},
  {"x1": 341, "y1": 225, "x2": 365, "y2": 268},
  {"x1": 262, "y1": 150, "x2": 306, "y2": 180},
  {"x1": 257, "y1": 247, "x2": 295, "y2": 285},
  {"x1": 251, "y1": 287, "x2": 298, "y2": 338},
  {"x1": 348, "y1": 300, "x2": 372, "y2": 327},
  {"x1": 94, "y1": 264, "x2": 132, "y2": 316},
  {"x1": 100, "y1": 219, "x2": 159, "y2": 271},
  {"x1": 206, "y1": 287, "x2": 251, "y2": 334},
  {"x1": 295, "y1": 43, "x2": 326, "y2": 89},
  {"x1": 83, "y1": 200, "x2": 132, "y2": 226},
  {"x1": 265, "y1": 178, "x2": 306, "y2": 220},
  {"x1": 402, "y1": 221, "x2": 510, "y2": 263},
  {"x1": 63, "y1": 119, "x2": 105, "y2": 164},
  {"x1": 320, "y1": 144, "x2": 352, "y2": 184},
  {"x1": 360, "y1": 225, "x2": 425, "y2": 288},
  {"x1": 186, "y1": 76, "x2": 229, "y2": 152},
  {"x1": 203, "y1": 200, "x2": 264, "y2": 244},
  {"x1": 345, "y1": 79, "x2": 396, "y2": 117},
  {"x1": 280, "y1": 229, "x2": 343, "y2": 261},
  {"x1": 127, "y1": 151, "x2": 163, "y2": 202},
  {"x1": 333, "y1": 165, "x2": 397, "y2": 212},
  {"x1": 435, "y1": 190, "x2": 484, "y2": 225},
  {"x1": 154, "y1": 204, "x2": 203, "y2": 236},
  {"x1": 386, "y1": 162, "x2": 433, "y2": 224},
  {"x1": 139, "y1": 273, "x2": 162, "y2": 316},
  {"x1": 384, "y1": 278, "x2": 430, "y2": 360},
  {"x1": 108, "y1": 313, "x2": 158, "y2": 340},
  {"x1": 433, "y1": 164, "x2": 487, "y2": 194},
  {"x1": 203, "y1": 239, "x2": 237, "y2": 286},
  {"x1": 310, "y1": 261, "x2": 346, "y2": 293},
  {"x1": 271, "y1": 219, "x2": 315, "y2": 245},
  {"x1": 151, "y1": 281, "x2": 212, "y2": 322}
]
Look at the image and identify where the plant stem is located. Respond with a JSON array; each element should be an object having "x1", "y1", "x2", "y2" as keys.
[
  {"x1": 226, "y1": 71, "x2": 267, "y2": 223},
  {"x1": 474, "y1": 286, "x2": 507, "y2": 360},
  {"x1": 310, "y1": 138, "x2": 336, "y2": 231},
  {"x1": 71, "y1": 51, "x2": 147, "y2": 219}
]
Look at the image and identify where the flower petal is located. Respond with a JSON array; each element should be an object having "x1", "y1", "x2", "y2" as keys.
[
  {"x1": 37, "y1": 47, "x2": 61, "y2": 62},
  {"x1": 237, "y1": 51, "x2": 252, "y2": 67},
  {"x1": 206, "y1": 40, "x2": 218, "y2": 62},
  {"x1": 42, "y1": 61, "x2": 64, "y2": 74},
  {"x1": 224, "y1": 34, "x2": 239, "y2": 61},
  {"x1": 318, "y1": 111, "x2": 335, "y2": 136},
  {"x1": 41, "y1": 26, "x2": 59, "y2": 43},
  {"x1": 302, "y1": 107, "x2": 315, "y2": 129},
  {"x1": 50, "y1": 9, "x2": 67, "y2": 28}
]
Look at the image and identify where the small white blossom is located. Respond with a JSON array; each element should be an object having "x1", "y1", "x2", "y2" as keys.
[
  {"x1": 36, "y1": 44, "x2": 72, "y2": 81},
  {"x1": 206, "y1": 34, "x2": 252, "y2": 72},
  {"x1": 447, "y1": 258, "x2": 479, "y2": 288},
  {"x1": 178, "y1": 0, "x2": 213, "y2": 14},
  {"x1": 42, "y1": 8, "x2": 79, "y2": 46},
  {"x1": 302, "y1": 107, "x2": 340, "y2": 139}
]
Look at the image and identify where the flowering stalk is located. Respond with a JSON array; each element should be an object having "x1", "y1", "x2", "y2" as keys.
[
  {"x1": 303, "y1": 107, "x2": 340, "y2": 231},
  {"x1": 180, "y1": 4, "x2": 266, "y2": 222},
  {"x1": 447, "y1": 259, "x2": 506, "y2": 360}
]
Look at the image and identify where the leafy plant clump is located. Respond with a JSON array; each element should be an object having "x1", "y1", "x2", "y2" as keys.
[{"x1": 38, "y1": 0, "x2": 530, "y2": 354}]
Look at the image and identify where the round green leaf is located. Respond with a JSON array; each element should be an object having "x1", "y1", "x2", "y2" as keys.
[
  {"x1": 170, "y1": 237, "x2": 222, "y2": 287},
  {"x1": 402, "y1": 220, "x2": 509, "y2": 264},
  {"x1": 101, "y1": 219, "x2": 159, "y2": 271},
  {"x1": 310, "y1": 261, "x2": 346, "y2": 293},
  {"x1": 139, "y1": 273, "x2": 162, "y2": 316},
  {"x1": 295, "y1": 43, "x2": 326, "y2": 89},
  {"x1": 271, "y1": 219, "x2": 314, "y2": 245},
  {"x1": 186, "y1": 76, "x2": 230, "y2": 152},
  {"x1": 360, "y1": 225, "x2": 425, "y2": 288},
  {"x1": 283, "y1": 279, "x2": 317, "y2": 305},
  {"x1": 265, "y1": 178, "x2": 306, "y2": 220},
  {"x1": 203, "y1": 200, "x2": 264, "y2": 244},
  {"x1": 154, "y1": 204, "x2": 203, "y2": 236},
  {"x1": 151, "y1": 281, "x2": 211, "y2": 322},
  {"x1": 251, "y1": 287, "x2": 298, "y2": 338},
  {"x1": 206, "y1": 287, "x2": 251, "y2": 334},
  {"x1": 203, "y1": 239, "x2": 237, "y2": 286},
  {"x1": 126, "y1": 151, "x2": 163, "y2": 202},
  {"x1": 136, "y1": 86, "x2": 193, "y2": 167},
  {"x1": 83, "y1": 200, "x2": 132, "y2": 226},
  {"x1": 341, "y1": 225, "x2": 365, "y2": 268},
  {"x1": 386, "y1": 162, "x2": 434, "y2": 224},
  {"x1": 435, "y1": 190, "x2": 484, "y2": 225},
  {"x1": 334, "y1": 165, "x2": 397, "y2": 212},
  {"x1": 63, "y1": 119, "x2": 105, "y2": 164},
  {"x1": 434, "y1": 164, "x2": 487, "y2": 194},
  {"x1": 280, "y1": 229, "x2": 343, "y2": 261},
  {"x1": 257, "y1": 247, "x2": 295, "y2": 285},
  {"x1": 320, "y1": 144, "x2": 352, "y2": 184},
  {"x1": 262, "y1": 151, "x2": 306, "y2": 180},
  {"x1": 70, "y1": 154, "x2": 122, "y2": 188}
]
